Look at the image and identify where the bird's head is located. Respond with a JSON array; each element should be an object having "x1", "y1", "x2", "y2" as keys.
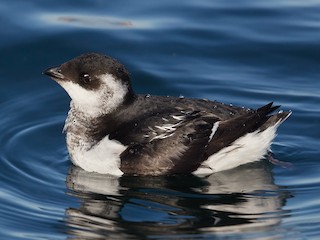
[{"x1": 44, "y1": 53, "x2": 135, "y2": 116}]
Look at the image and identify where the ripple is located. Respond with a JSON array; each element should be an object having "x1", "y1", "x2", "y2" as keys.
[
  {"x1": 0, "y1": 92, "x2": 74, "y2": 239},
  {"x1": 1, "y1": 113, "x2": 67, "y2": 184}
]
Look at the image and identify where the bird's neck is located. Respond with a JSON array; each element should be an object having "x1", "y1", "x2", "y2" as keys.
[
  {"x1": 63, "y1": 104, "x2": 96, "y2": 152},
  {"x1": 64, "y1": 96, "x2": 136, "y2": 151}
]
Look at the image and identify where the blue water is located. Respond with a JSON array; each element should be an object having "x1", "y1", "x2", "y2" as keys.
[{"x1": 1, "y1": 1, "x2": 319, "y2": 239}]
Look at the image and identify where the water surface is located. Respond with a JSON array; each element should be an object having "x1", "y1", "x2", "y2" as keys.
[{"x1": 0, "y1": 0, "x2": 319, "y2": 239}]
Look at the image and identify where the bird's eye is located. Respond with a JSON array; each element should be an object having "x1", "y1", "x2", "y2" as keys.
[{"x1": 80, "y1": 73, "x2": 91, "y2": 84}]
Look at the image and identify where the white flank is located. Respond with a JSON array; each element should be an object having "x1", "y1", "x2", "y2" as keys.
[
  {"x1": 71, "y1": 135, "x2": 126, "y2": 176},
  {"x1": 194, "y1": 123, "x2": 280, "y2": 175},
  {"x1": 58, "y1": 73, "x2": 128, "y2": 117}
]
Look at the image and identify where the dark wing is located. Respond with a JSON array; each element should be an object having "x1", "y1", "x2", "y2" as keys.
[
  {"x1": 117, "y1": 110, "x2": 217, "y2": 176},
  {"x1": 206, "y1": 102, "x2": 284, "y2": 157}
]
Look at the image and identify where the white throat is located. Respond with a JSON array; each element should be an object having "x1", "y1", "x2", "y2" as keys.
[{"x1": 60, "y1": 74, "x2": 128, "y2": 117}]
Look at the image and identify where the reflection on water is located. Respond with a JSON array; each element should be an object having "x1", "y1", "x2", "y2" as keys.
[
  {"x1": 38, "y1": 14, "x2": 149, "y2": 30},
  {"x1": 66, "y1": 162, "x2": 290, "y2": 239}
]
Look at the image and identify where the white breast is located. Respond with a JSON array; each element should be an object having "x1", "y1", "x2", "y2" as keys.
[{"x1": 70, "y1": 135, "x2": 126, "y2": 176}]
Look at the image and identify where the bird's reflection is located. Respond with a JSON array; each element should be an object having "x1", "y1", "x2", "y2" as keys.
[{"x1": 65, "y1": 162, "x2": 289, "y2": 239}]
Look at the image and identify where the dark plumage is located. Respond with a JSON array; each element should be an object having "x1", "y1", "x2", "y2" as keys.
[{"x1": 44, "y1": 53, "x2": 291, "y2": 176}]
